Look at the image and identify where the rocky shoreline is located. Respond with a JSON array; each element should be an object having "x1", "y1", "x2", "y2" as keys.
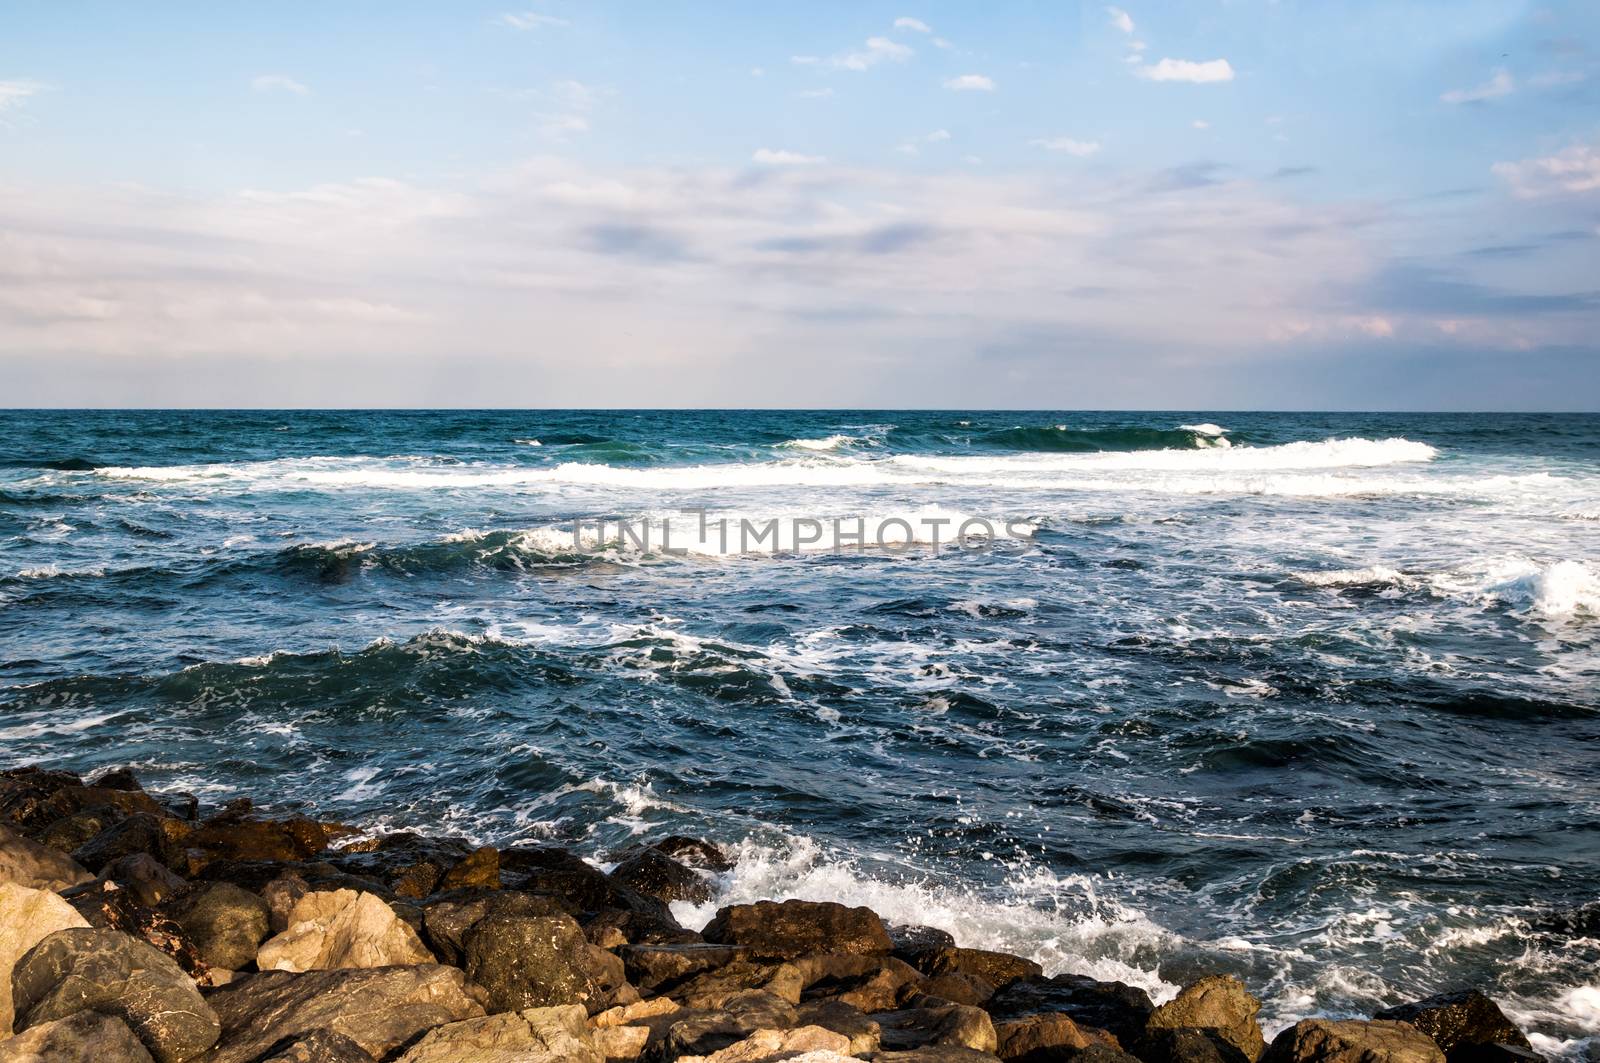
[{"x1": 0, "y1": 765, "x2": 1550, "y2": 1063}]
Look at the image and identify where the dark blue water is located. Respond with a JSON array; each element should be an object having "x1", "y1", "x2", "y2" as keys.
[{"x1": 2, "y1": 410, "x2": 1597, "y2": 1050}]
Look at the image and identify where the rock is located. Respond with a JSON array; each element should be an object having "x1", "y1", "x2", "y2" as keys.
[
  {"x1": 594, "y1": 1023, "x2": 652, "y2": 1060},
  {"x1": 263, "y1": 872, "x2": 312, "y2": 933},
  {"x1": 421, "y1": 890, "x2": 572, "y2": 966},
  {"x1": 996, "y1": 1012, "x2": 1117, "y2": 1062},
  {"x1": 663, "y1": 991, "x2": 800, "y2": 1058},
  {"x1": 0, "y1": 824, "x2": 92, "y2": 891},
  {"x1": 60, "y1": 879, "x2": 211, "y2": 983},
  {"x1": 796, "y1": 1000, "x2": 881, "y2": 1054},
  {"x1": 397, "y1": 1004, "x2": 602, "y2": 1063},
  {"x1": 183, "y1": 815, "x2": 342, "y2": 874},
  {"x1": 620, "y1": 943, "x2": 750, "y2": 994},
  {"x1": 89, "y1": 768, "x2": 143, "y2": 791},
  {"x1": 986, "y1": 975, "x2": 1154, "y2": 1045},
  {"x1": 1450, "y1": 1047, "x2": 1544, "y2": 1063},
  {"x1": 438, "y1": 846, "x2": 501, "y2": 891},
  {"x1": 608, "y1": 847, "x2": 714, "y2": 905},
  {"x1": 891, "y1": 924, "x2": 958, "y2": 954},
  {"x1": 1374, "y1": 991, "x2": 1533, "y2": 1059},
  {"x1": 257, "y1": 1029, "x2": 377, "y2": 1062},
  {"x1": 0, "y1": 883, "x2": 90, "y2": 1034},
  {"x1": 670, "y1": 961, "x2": 805, "y2": 1008},
  {"x1": 37, "y1": 807, "x2": 131, "y2": 854},
  {"x1": 329, "y1": 833, "x2": 480, "y2": 900},
  {"x1": 463, "y1": 912, "x2": 601, "y2": 1012},
  {"x1": 792, "y1": 952, "x2": 924, "y2": 1011},
  {"x1": 642, "y1": 836, "x2": 734, "y2": 873},
  {"x1": 0, "y1": 768, "x2": 169, "y2": 833},
  {"x1": 10, "y1": 927, "x2": 221, "y2": 1063},
  {"x1": 257, "y1": 889, "x2": 433, "y2": 972},
  {"x1": 1145, "y1": 976, "x2": 1265, "y2": 1062},
  {"x1": 204, "y1": 964, "x2": 484, "y2": 1063},
  {"x1": 702, "y1": 900, "x2": 891, "y2": 961},
  {"x1": 876, "y1": 1005, "x2": 999, "y2": 1054},
  {"x1": 676, "y1": 1024, "x2": 852, "y2": 1063},
  {"x1": 1061, "y1": 1047, "x2": 1144, "y2": 1063},
  {"x1": 921, "y1": 972, "x2": 997, "y2": 1007},
  {"x1": 590, "y1": 996, "x2": 685, "y2": 1058},
  {"x1": 874, "y1": 1048, "x2": 1006, "y2": 1062},
  {"x1": 916, "y1": 948, "x2": 1042, "y2": 988},
  {"x1": 1141, "y1": 1029, "x2": 1254, "y2": 1063},
  {"x1": 500, "y1": 847, "x2": 687, "y2": 943},
  {"x1": 103, "y1": 853, "x2": 188, "y2": 907},
  {"x1": 173, "y1": 882, "x2": 272, "y2": 971},
  {"x1": 71, "y1": 813, "x2": 194, "y2": 874},
  {"x1": 0, "y1": 1010, "x2": 157, "y2": 1062},
  {"x1": 1261, "y1": 1020, "x2": 1446, "y2": 1063},
  {"x1": 583, "y1": 940, "x2": 641, "y2": 1011}
]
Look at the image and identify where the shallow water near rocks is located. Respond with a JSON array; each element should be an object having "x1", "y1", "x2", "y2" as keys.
[{"x1": 1, "y1": 410, "x2": 1597, "y2": 1054}]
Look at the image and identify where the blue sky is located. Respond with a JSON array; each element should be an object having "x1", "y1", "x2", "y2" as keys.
[{"x1": 2, "y1": 1, "x2": 1597, "y2": 407}]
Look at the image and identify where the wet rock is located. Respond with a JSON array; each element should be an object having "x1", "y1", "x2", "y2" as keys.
[
  {"x1": 0, "y1": 824, "x2": 92, "y2": 891},
  {"x1": 182, "y1": 814, "x2": 342, "y2": 874},
  {"x1": 501, "y1": 846, "x2": 687, "y2": 943},
  {"x1": 105, "y1": 853, "x2": 189, "y2": 907},
  {"x1": 71, "y1": 813, "x2": 191, "y2": 873},
  {"x1": 0, "y1": 768, "x2": 169, "y2": 833},
  {"x1": 662, "y1": 991, "x2": 800, "y2": 1058},
  {"x1": 921, "y1": 972, "x2": 998, "y2": 1007},
  {"x1": 421, "y1": 889, "x2": 572, "y2": 966},
  {"x1": 397, "y1": 1004, "x2": 602, "y2": 1063},
  {"x1": 60, "y1": 879, "x2": 211, "y2": 983},
  {"x1": 702, "y1": 899, "x2": 892, "y2": 961},
  {"x1": 796, "y1": 999, "x2": 882, "y2": 1054},
  {"x1": 609, "y1": 846, "x2": 714, "y2": 905},
  {"x1": 986, "y1": 975, "x2": 1154, "y2": 1045},
  {"x1": 10, "y1": 927, "x2": 221, "y2": 1063},
  {"x1": 621, "y1": 943, "x2": 750, "y2": 995},
  {"x1": 911, "y1": 948, "x2": 1043, "y2": 989},
  {"x1": 330, "y1": 833, "x2": 482, "y2": 899},
  {"x1": 463, "y1": 911, "x2": 601, "y2": 1012},
  {"x1": 438, "y1": 845, "x2": 501, "y2": 891},
  {"x1": 876, "y1": 1004, "x2": 999, "y2": 1054},
  {"x1": 1261, "y1": 1020, "x2": 1446, "y2": 1063},
  {"x1": 793, "y1": 952, "x2": 924, "y2": 1011},
  {"x1": 891, "y1": 924, "x2": 958, "y2": 956},
  {"x1": 1374, "y1": 991, "x2": 1533, "y2": 1059},
  {"x1": 256, "y1": 889, "x2": 433, "y2": 972},
  {"x1": 1061, "y1": 1047, "x2": 1145, "y2": 1063},
  {"x1": 1140, "y1": 1028, "x2": 1254, "y2": 1063},
  {"x1": 874, "y1": 1046, "x2": 1007, "y2": 1061},
  {"x1": 676, "y1": 1024, "x2": 852, "y2": 1062},
  {"x1": 1145, "y1": 975, "x2": 1265, "y2": 1062},
  {"x1": 0, "y1": 1010, "x2": 156, "y2": 1062},
  {"x1": 0, "y1": 883, "x2": 90, "y2": 1034},
  {"x1": 204, "y1": 964, "x2": 484, "y2": 1063},
  {"x1": 37, "y1": 806, "x2": 131, "y2": 854},
  {"x1": 172, "y1": 881, "x2": 272, "y2": 971},
  {"x1": 997, "y1": 1011, "x2": 1120, "y2": 1061},
  {"x1": 670, "y1": 961, "x2": 805, "y2": 1009},
  {"x1": 255, "y1": 1029, "x2": 376, "y2": 1062},
  {"x1": 90, "y1": 768, "x2": 144, "y2": 791},
  {"x1": 643, "y1": 836, "x2": 734, "y2": 873}
]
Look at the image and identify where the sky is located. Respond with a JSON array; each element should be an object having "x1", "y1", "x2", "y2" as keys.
[{"x1": 1, "y1": 1, "x2": 1597, "y2": 409}]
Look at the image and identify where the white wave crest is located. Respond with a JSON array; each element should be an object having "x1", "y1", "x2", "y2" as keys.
[
  {"x1": 1295, "y1": 556, "x2": 1600, "y2": 619},
  {"x1": 780, "y1": 434, "x2": 858, "y2": 451}
]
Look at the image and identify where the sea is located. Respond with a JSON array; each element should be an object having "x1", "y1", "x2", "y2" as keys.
[{"x1": 1, "y1": 410, "x2": 1597, "y2": 1053}]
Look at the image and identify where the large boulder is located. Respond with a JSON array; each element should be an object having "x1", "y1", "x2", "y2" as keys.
[
  {"x1": 702, "y1": 900, "x2": 891, "y2": 960},
  {"x1": 0, "y1": 883, "x2": 90, "y2": 1034},
  {"x1": 329, "y1": 833, "x2": 485, "y2": 900},
  {"x1": 986, "y1": 975, "x2": 1154, "y2": 1045},
  {"x1": 608, "y1": 847, "x2": 714, "y2": 905},
  {"x1": 670, "y1": 961, "x2": 805, "y2": 1008},
  {"x1": 204, "y1": 964, "x2": 484, "y2": 1063},
  {"x1": 902, "y1": 946, "x2": 1042, "y2": 988},
  {"x1": 173, "y1": 881, "x2": 272, "y2": 971},
  {"x1": 662, "y1": 991, "x2": 800, "y2": 1058},
  {"x1": 0, "y1": 1010, "x2": 156, "y2": 1062},
  {"x1": 462, "y1": 912, "x2": 601, "y2": 1012},
  {"x1": 875, "y1": 1004, "x2": 999, "y2": 1054},
  {"x1": 1262, "y1": 1020, "x2": 1446, "y2": 1063},
  {"x1": 256, "y1": 889, "x2": 433, "y2": 972},
  {"x1": 1374, "y1": 991, "x2": 1532, "y2": 1060},
  {"x1": 398, "y1": 1005, "x2": 601, "y2": 1063},
  {"x1": 1145, "y1": 976, "x2": 1265, "y2": 1062},
  {"x1": 256, "y1": 1028, "x2": 376, "y2": 1062},
  {"x1": 60, "y1": 879, "x2": 211, "y2": 983},
  {"x1": 70, "y1": 813, "x2": 192, "y2": 873},
  {"x1": 0, "y1": 824, "x2": 92, "y2": 891},
  {"x1": 793, "y1": 952, "x2": 924, "y2": 1011},
  {"x1": 0, "y1": 768, "x2": 168, "y2": 833},
  {"x1": 421, "y1": 890, "x2": 572, "y2": 966},
  {"x1": 996, "y1": 1012, "x2": 1118, "y2": 1062},
  {"x1": 797, "y1": 1000, "x2": 882, "y2": 1055},
  {"x1": 9, "y1": 927, "x2": 221, "y2": 1063},
  {"x1": 620, "y1": 942, "x2": 750, "y2": 994},
  {"x1": 499, "y1": 846, "x2": 687, "y2": 943},
  {"x1": 633, "y1": 835, "x2": 733, "y2": 873},
  {"x1": 675, "y1": 1025, "x2": 853, "y2": 1063},
  {"x1": 103, "y1": 853, "x2": 188, "y2": 907},
  {"x1": 1141, "y1": 1028, "x2": 1255, "y2": 1063}
]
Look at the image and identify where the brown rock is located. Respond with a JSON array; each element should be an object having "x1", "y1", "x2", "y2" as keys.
[
  {"x1": 797, "y1": 999, "x2": 882, "y2": 1054},
  {"x1": 256, "y1": 889, "x2": 434, "y2": 972},
  {"x1": 608, "y1": 847, "x2": 714, "y2": 905},
  {"x1": 663, "y1": 991, "x2": 800, "y2": 1058},
  {"x1": 421, "y1": 890, "x2": 572, "y2": 966},
  {"x1": 204, "y1": 964, "x2": 485, "y2": 1063},
  {"x1": 438, "y1": 846, "x2": 501, "y2": 891},
  {"x1": 676, "y1": 1024, "x2": 852, "y2": 1062},
  {"x1": 10, "y1": 927, "x2": 221, "y2": 1063},
  {"x1": 876, "y1": 1004, "x2": 999, "y2": 1054},
  {"x1": 996, "y1": 1012, "x2": 1115, "y2": 1062},
  {"x1": 986, "y1": 975, "x2": 1154, "y2": 1045},
  {"x1": 397, "y1": 1004, "x2": 602, "y2": 1063},
  {"x1": 257, "y1": 1029, "x2": 376, "y2": 1062},
  {"x1": 1374, "y1": 991, "x2": 1533, "y2": 1059},
  {"x1": 620, "y1": 942, "x2": 750, "y2": 994},
  {"x1": 0, "y1": 824, "x2": 93, "y2": 891},
  {"x1": 1262, "y1": 1020, "x2": 1447, "y2": 1063},
  {"x1": 103, "y1": 853, "x2": 188, "y2": 907},
  {"x1": 910, "y1": 947, "x2": 1042, "y2": 988},
  {"x1": 702, "y1": 899, "x2": 891, "y2": 960},
  {"x1": 671, "y1": 961, "x2": 805, "y2": 1009},
  {"x1": 59, "y1": 880, "x2": 211, "y2": 984},
  {"x1": 0, "y1": 883, "x2": 90, "y2": 1034},
  {"x1": 463, "y1": 911, "x2": 602, "y2": 1012},
  {"x1": 793, "y1": 952, "x2": 924, "y2": 1011},
  {"x1": 172, "y1": 881, "x2": 272, "y2": 971},
  {"x1": 1145, "y1": 975, "x2": 1265, "y2": 1062},
  {"x1": 921, "y1": 972, "x2": 997, "y2": 1007},
  {"x1": 0, "y1": 1010, "x2": 156, "y2": 1062}
]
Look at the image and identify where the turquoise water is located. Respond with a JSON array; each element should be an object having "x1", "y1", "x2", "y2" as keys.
[{"x1": 2, "y1": 410, "x2": 1597, "y2": 1049}]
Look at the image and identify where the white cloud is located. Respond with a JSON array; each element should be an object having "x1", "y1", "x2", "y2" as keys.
[
  {"x1": 894, "y1": 17, "x2": 932, "y2": 33},
  {"x1": 897, "y1": 129, "x2": 952, "y2": 154},
  {"x1": 1107, "y1": 6, "x2": 1135, "y2": 34},
  {"x1": 1192, "y1": 119, "x2": 1210, "y2": 129},
  {"x1": 1031, "y1": 137, "x2": 1102, "y2": 157},
  {"x1": 1441, "y1": 69, "x2": 1513, "y2": 104},
  {"x1": 944, "y1": 74, "x2": 995, "y2": 92},
  {"x1": 933, "y1": 37, "x2": 953, "y2": 49},
  {"x1": 0, "y1": 79, "x2": 44, "y2": 114},
  {"x1": 1492, "y1": 138, "x2": 1600, "y2": 197},
  {"x1": 834, "y1": 37, "x2": 913, "y2": 71},
  {"x1": 926, "y1": 129, "x2": 951, "y2": 142},
  {"x1": 1135, "y1": 58, "x2": 1235, "y2": 83},
  {"x1": 251, "y1": 74, "x2": 310, "y2": 96},
  {"x1": 752, "y1": 148, "x2": 825, "y2": 165},
  {"x1": 498, "y1": 11, "x2": 569, "y2": 30}
]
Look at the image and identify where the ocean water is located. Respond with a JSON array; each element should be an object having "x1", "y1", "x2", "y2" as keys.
[{"x1": 2, "y1": 410, "x2": 1598, "y2": 1051}]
